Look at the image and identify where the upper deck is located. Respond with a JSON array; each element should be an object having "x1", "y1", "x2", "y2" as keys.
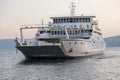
[{"x1": 51, "y1": 15, "x2": 96, "y2": 24}]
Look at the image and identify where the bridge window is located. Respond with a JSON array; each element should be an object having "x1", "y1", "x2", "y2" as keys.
[
  {"x1": 75, "y1": 30, "x2": 78, "y2": 35},
  {"x1": 70, "y1": 18, "x2": 73, "y2": 22},
  {"x1": 54, "y1": 31, "x2": 57, "y2": 35},
  {"x1": 47, "y1": 31, "x2": 50, "y2": 33},
  {"x1": 51, "y1": 31, "x2": 53, "y2": 35},
  {"x1": 79, "y1": 18, "x2": 81, "y2": 22},
  {"x1": 81, "y1": 18, "x2": 82, "y2": 22},
  {"x1": 78, "y1": 30, "x2": 81, "y2": 34},
  {"x1": 40, "y1": 31, "x2": 45, "y2": 34},
  {"x1": 67, "y1": 18, "x2": 69, "y2": 22},
  {"x1": 76, "y1": 18, "x2": 78, "y2": 22},
  {"x1": 69, "y1": 31, "x2": 72, "y2": 35},
  {"x1": 88, "y1": 18, "x2": 90, "y2": 22},
  {"x1": 83, "y1": 18, "x2": 85, "y2": 22},
  {"x1": 73, "y1": 18, "x2": 75, "y2": 22},
  {"x1": 61, "y1": 31, "x2": 63, "y2": 35},
  {"x1": 53, "y1": 19, "x2": 55, "y2": 23},
  {"x1": 63, "y1": 31, "x2": 65, "y2": 35},
  {"x1": 85, "y1": 18, "x2": 87, "y2": 22},
  {"x1": 64, "y1": 18, "x2": 66, "y2": 23},
  {"x1": 61, "y1": 19, "x2": 63, "y2": 23},
  {"x1": 56, "y1": 19, "x2": 58, "y2": 23}
]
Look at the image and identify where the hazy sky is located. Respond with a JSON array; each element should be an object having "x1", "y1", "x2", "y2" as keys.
[{"x1": 0, "y1": 0, "x2": 120, "y2": 39}]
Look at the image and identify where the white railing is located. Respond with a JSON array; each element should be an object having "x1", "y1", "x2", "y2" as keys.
[{"x1": 21, "y1": 24, "x2": 48, "y2": 28}]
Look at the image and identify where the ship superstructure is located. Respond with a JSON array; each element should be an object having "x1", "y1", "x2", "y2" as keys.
[{"x1": 16, "y1": 2, "x2": 106, "y2": 59}]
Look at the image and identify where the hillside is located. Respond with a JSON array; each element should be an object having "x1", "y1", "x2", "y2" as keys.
[
  {"x1": 0, "y1": 39, "x2": 15, "y2": 48},
  {"x1": 0, "y1": 36, "x2": 120, "y2": 48},
  {"x1": 104, "y1": 36, "x2": 120, "y2": 47}
]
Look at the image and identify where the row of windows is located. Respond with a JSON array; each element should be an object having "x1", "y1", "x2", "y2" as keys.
[
  {"x1": 38, "y1": 29, "x2": 93, "y2": 36},
  {"x1": 53, "y1": 18, "x2": 91, "y2": 23},
  {"x1": 51, "y1": 30, "x2": 80, "y2": 35},
  {"x1": 37, "y1": 30, "x2": 93, "y2": 37},
  {"x1": 53, "y1": 25, "x2": 92, "y2": 29},
  {"x1": 51, "y1": 30, "x2": 92, "y2": 35}
]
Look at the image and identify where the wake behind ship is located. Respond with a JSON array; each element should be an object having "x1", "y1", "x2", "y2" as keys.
[{"x1": 16, "y1": 2, "x2": 106, "y2": 59}]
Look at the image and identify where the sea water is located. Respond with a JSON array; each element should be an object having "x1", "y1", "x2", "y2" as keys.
[{"x1": 0, "y1": 47, "x2": 120, "y2": 80}]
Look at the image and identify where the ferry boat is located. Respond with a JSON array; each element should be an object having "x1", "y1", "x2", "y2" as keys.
[{"x1": 15, "y1": 2, "x2": 106, "y2": 59}]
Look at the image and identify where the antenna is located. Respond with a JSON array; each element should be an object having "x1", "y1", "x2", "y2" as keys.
[
  {"x1": 41, "y1": 19, "x2": 43, "y2": 27},
  {"x1": 69, "y1": 2, "x2": 76, "y2": 16}
]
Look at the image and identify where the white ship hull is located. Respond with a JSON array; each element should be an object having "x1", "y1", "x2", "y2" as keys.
[
  {"x1": 60, "y1": 39, "x2": 105, "y2": 57},
  {"x1": 16, "y1": 39, "x2": 105, "y2": 59}
]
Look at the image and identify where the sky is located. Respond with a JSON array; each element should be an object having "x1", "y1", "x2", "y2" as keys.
[{"x1": 0, "y1": 0, "x2": 120, "y2": 39}]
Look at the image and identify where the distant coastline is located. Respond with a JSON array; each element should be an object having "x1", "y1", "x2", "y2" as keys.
[
  {"x1": 0, "y1": 39, "x2": 15, "y2": 49},
  {"x1": 0, "y1": 36, "x2": 120, "y2": 48},
  {"x1": 104, "y1": 36, "x2": 120, "y2": 47}
]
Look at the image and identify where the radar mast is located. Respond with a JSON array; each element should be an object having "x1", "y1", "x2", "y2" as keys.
[{"x1": 69, "y1": 2, "x2": 76, "y2": 16}]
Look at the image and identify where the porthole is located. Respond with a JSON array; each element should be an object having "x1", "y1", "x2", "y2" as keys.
[
  {"x1": 75, "y1": 42, "x2": 77, "y2": 44},
  {"x1": 69, "y1": 42, "x2": 71, "y2": 44}
]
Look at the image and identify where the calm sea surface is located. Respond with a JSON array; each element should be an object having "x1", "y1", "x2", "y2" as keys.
[{"x1": 0, "y1": 47, "x2": 120, "y2": 80}]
